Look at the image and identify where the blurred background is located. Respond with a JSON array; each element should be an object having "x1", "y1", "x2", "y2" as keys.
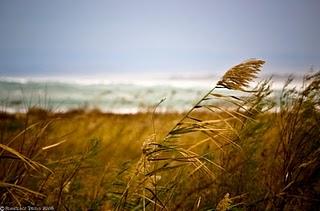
[{"x1": 1, "y1": 0, "x2": 319, "y2": 112}]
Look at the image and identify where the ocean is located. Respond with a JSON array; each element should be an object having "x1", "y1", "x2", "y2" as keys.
[
  {"x1": 0, "y1": 76, "x2": 295, "y2": 114},
  {"x1": 0, "y1": 76, "x2": 214, "y2": 113}
]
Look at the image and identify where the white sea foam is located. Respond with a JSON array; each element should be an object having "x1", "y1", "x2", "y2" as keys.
[
  {"x1": 0, "y1": 75, "x2": 215, "y2": 88},
  {"x1": 0, "y1": 75, "x2": 303, "y2": 114}
]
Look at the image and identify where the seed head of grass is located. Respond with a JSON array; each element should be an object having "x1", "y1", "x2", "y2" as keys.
[
  {"x1": 217, "y1": 59, "x2": 265, "y2": 91},
  {"x1": 216, "y1": 193, "x2": 232, "y2": 211}
]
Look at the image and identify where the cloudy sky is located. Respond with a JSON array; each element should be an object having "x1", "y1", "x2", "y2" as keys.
[{"x1": 0, "y1": 0, "x2": 319, "y2": 77}]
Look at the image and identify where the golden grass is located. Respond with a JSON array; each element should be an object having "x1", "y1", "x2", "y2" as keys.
[{"x1": 0, "y1": 60, "x2": 319, "y2": 210}]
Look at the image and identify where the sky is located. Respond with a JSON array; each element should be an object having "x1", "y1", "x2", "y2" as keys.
[{"x1": 0, "y1": 0, "x2": 319, "y2": 77}]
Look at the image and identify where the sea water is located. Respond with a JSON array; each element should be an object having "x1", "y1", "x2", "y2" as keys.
[
  {"x1": 0, "y1": 76, "x2": 213, "y2": 113},
  {"x1": 0, "y1": 76, "x2": 296, "y2": 114}
]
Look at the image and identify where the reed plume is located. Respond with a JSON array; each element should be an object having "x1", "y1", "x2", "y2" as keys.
[{"x1": 217, "y1": 59, "x2": 265, "y2": 91}]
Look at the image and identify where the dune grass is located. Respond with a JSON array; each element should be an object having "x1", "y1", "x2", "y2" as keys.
[{"x1": 0, "y1": 60, "x2": 319, "y2": 210}]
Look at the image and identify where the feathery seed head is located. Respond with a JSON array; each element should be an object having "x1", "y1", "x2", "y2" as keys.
[{"x1": 217, "y1": 59, "x2": 265, "y2": 90}]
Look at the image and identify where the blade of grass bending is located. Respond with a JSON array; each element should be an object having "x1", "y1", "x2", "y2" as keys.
[
  {"x1": 164, "y1": 59, "x2": 264, "y2": 142},
  {"x1": 0, "y1": 144, "x2": 40, "y2": 171},
  {"x1": 0, "y1": 181, "x2": 46, "y2": 197}
]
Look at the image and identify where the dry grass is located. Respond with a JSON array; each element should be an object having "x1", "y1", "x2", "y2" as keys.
[{"x1": 0, "y1": 60, "x2": 319, "y2": 210}]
